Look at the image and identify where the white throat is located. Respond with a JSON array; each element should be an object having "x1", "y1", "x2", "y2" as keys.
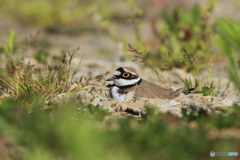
[{"x1": 114, "y1": 77, "x2": 141, "y2": 86}]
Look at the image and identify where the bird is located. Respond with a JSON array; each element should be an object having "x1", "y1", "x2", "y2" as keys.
[{"x1": 106, "y1": 67, "x2": 194, "y2": 101}]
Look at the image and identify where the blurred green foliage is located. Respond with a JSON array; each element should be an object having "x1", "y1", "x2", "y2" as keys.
[
  {"x1": 0, "y1": 0, "x2": 112, "y2": 30},
  {"x1": 1, "y1": 99, "x2": 240, "y2": 160},
  {"x1": 132, "y1": 1, "x2": 217, "y2": 74},
  {"x1": 214, "y1": 19, "x2": 240, "y2": 92},
  {"x1": 0, "y1": 0, "x2": 218, "y2": 74}
]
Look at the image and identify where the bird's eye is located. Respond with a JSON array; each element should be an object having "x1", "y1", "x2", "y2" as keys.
[{"x1": 122, "y1": 72, "x2": 130, "y2": 78}]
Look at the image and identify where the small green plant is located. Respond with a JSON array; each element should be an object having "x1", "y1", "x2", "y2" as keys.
[
  {"x1": 0, "y1": 52, "x2": 83, "y2": 104},
  {"x1": 2, "y1": 30, "x2": 16, "y2": 56},
  {"x1": 201, "y1": 86, "x2": 215, "y2": 96},
  {"x1": 34, "y1": 49, "x2": 49, "y2": 64},
  {"x1": 179, "y1": 77, "x2": 216, "y2": 96}
]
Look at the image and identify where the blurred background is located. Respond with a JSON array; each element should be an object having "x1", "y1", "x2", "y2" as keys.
[
  {"x1": 0, "y1": 0, "x2": 239, "y2": 82},
  {"x1": 0, "y1": 0, "x2": 239, "y2": 62},
  {"x1": 0, "y1": 0, "x2": 240, "y2": 78}
]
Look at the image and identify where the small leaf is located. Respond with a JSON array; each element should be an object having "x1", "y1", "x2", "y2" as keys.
[
  {"x1": 8, "y1": 30, "x2": 16, "y2": 53},
  {"x1": 202, "y1": 86, "x2": 215, "y2": 96}
]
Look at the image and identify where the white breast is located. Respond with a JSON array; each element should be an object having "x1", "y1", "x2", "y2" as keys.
[
  {"x1": 110, "y1": 86, "x2": 134, "y2": 102},
  {"x1": 111, "y1": 86, "x2": 126, "y2": 101}
]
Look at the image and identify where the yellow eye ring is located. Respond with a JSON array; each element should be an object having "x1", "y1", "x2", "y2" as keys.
[{"x1": 122, "y1": 72, "x2": 130, "y2": 78}]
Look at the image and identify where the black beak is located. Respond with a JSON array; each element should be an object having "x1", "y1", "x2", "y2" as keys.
[{"x1": 106, "y1": 76, "x2": 116, "y2": 81}]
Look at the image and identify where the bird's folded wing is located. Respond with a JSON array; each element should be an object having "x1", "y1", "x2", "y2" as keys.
[{"x1": 134, "y1": 84, "x2": 171, "y2": 99}]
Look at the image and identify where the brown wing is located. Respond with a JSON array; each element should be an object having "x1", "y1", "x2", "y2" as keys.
[
  {"x1": 134, "y1": 80, "x2": 195, "y2": 99},
  {"x1": 134, "y1": 80, "x2": 171, "y2": 99}
]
